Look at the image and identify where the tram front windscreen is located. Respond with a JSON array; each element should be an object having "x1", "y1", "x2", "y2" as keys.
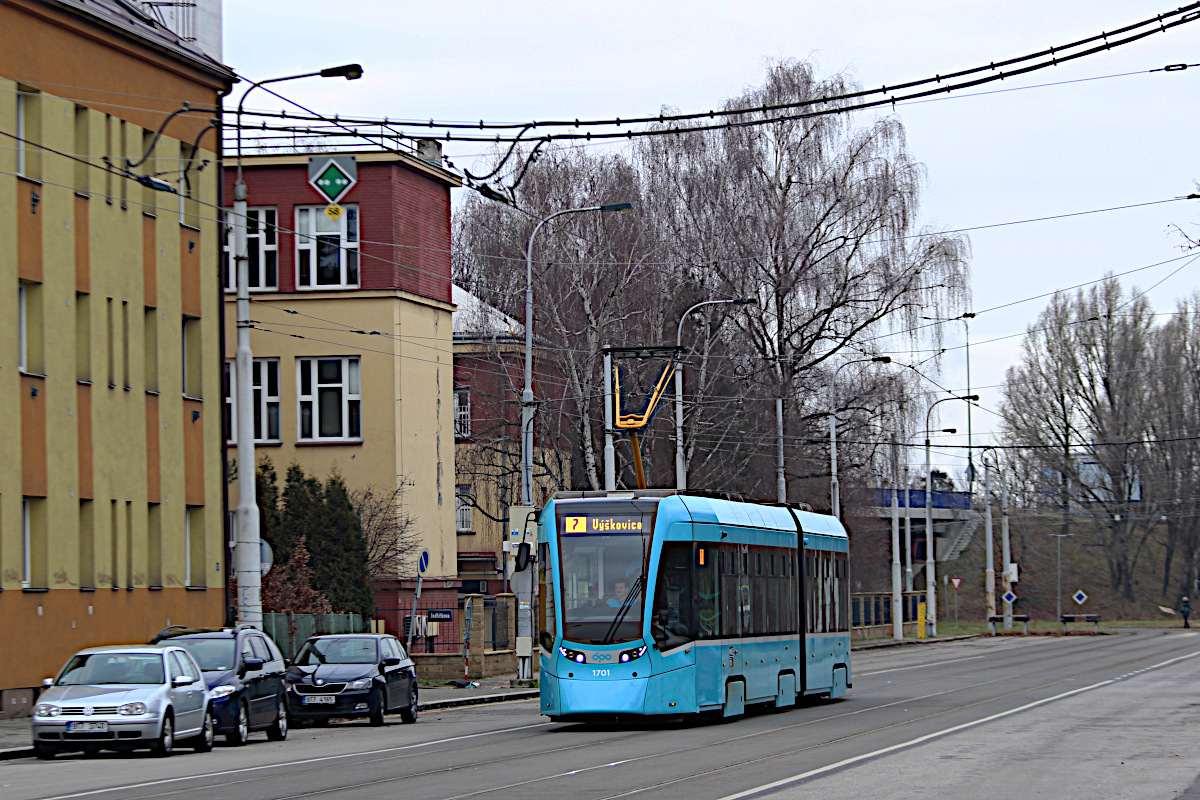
[{"x1": 556, "y1": 503, "x2": 657, "y2": 645}]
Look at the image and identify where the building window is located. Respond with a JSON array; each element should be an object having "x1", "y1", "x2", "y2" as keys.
[
  {"x1": 454, "y1": 388, "x2": 471, "y2": 439},
  {"x1": 16, "y1": 90, "x2": 27, "y2": 177},
  {"x1": 225, "y1": 358, "x2": 281, "y2": 443},
  {"x1": 224, "y1": 208, "x2": 279, "y2": 291},
  {"x1": 455, "y1": 486, "x2": 473, "y2": 533},
  {"x1": 181, "y1": 316, "x2": 201, "y2": 398},
  {"x1": 15, "y1": 87, "x2": 40, "y2": 179},
  {"x1": 297, "y1": 357, "x2": 361, "y2": 441},
  {"x1": 22, "y1": 497, "x2": 32, "y2": 589},
  {"x1": 296, "y1": 204, "x2": 359, "y2": 289},
  {"x1": 18, "y1": 283, "x2": 28, "y2": 372},
  {"x1": 19, "y1": 281, "x2": 41, "y2": 374}
]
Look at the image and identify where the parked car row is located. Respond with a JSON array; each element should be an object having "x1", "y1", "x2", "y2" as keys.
[{"x1": 30, "y1": 630, "x2": 418, "y2": 759}]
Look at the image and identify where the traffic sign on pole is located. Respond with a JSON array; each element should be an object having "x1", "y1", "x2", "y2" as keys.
[
  {"x1": 417, "y1": 548, "x2": 430, "y2": 576},
  {"x1": 307, "y1": 156, "x2": 357, "y2": 204},
  {"x1": 1073, "y1": 589, "x2": 1088, "y2": 606},
  {"x1": 950, "y1": 577, "x2": 962, "y2": 590},
  {"x1": 1003, "y1": 590, "x2": 1017, "y2": 605}
]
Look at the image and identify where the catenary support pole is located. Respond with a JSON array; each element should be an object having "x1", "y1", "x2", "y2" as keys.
[
  {"x1": 604, "y1": 349, "x2": 615, "y2": 491},
  {"x1": 903, "y1": 464, "x2": 913, "y2": 591},
  {"x1": 891, "y1": 478, "x2": 903, "y2": 641},
  {"x1": 999, "y1": 464, "x2": 1013, "y2": 629},
  {"x1": 775, "y1": 398, "x2": 786, "y2": 503},
  {"x1": 983, "y1": 456, "x2": 996, "y2": 620}
]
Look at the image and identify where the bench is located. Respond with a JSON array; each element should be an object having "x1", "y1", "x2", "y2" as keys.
[
  {"x1": 988, "y1": 614, "x2": 1030, "y2": 635},
  {"x1": 1060, "y1": 613, "x2": 1100, "y2": 634}
]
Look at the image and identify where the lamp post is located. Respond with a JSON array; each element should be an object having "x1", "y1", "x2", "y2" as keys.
[
  {"x1": 232, "y1": 64, "x2": 362, "y2": 629},
  {"x1": 522, "y1": 203, "x2": 631, "y2": 504},
  {"x1": 674, "y1": 298, "x2": 756, "y2": 490},
  {"x1": 829, "y1": 356, "x2": 890, "y2": 519},
  {"x1": 924, "y1": 394, "x2": 978, "y2": 637}
]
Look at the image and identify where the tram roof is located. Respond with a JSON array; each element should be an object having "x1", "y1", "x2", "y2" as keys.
[{"x1": 675, "y1": 495, "x2": 846, "y2": 539}]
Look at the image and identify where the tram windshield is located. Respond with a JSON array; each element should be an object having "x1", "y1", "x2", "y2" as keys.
[{"x1": 556, "y1": 502, "x2": 656, "y2": 645}]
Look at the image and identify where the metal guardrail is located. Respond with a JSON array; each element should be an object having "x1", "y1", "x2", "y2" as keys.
[{"x1": 850, "y1": 591, "x2": 928, "y2": 628}]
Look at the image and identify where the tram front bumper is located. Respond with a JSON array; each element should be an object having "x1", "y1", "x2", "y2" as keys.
[{"x1": 554, "y1": 676, "x2": 648, "y2": 715}]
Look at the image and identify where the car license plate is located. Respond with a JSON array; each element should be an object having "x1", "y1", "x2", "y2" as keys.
[
  {"x1": 66, "y1": 721, "x2": 108, "y2": 732},
  {"x1": 303, "y1": 696, "x2": 336, "y2": 704}
]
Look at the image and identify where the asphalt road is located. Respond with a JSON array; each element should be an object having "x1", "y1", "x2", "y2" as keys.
[{"x1": 4, "y1": 628, "x2": 1200, "y2": 800}]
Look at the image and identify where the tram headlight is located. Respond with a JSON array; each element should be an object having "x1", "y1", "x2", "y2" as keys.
[
  {"x1": 559, "y1": 646, "x2": 587, "y2": 664},
  {"x1": 619, "y1": 645, "x2": 647, "y2": 663}
]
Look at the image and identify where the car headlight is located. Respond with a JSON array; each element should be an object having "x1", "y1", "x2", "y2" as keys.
[
  {"x1": 619, "y1": 645, "x2": 647, "y2": 663},
  {"x1": 209, "y1": 685, "x2": 236, "y2": 700},
  {"x1": 346, "y1": 678, "x2": 373, "y2": 691},
  {"x1": 117, "y1": 702, "x2": 148, "y2": 716},
  {"x1": 35, "y1": 704, "x2": 61, "y2": 717}
]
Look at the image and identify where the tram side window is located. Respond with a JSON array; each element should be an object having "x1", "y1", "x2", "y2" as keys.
[
  {"x1": 720, "y1": 545, "x2": 741, "y2": 637},
  {"x1": 834, "y1": 551, "x2": 849, "y2": 632},
  {"x1": 695, "y1": 544, "x2": 720, "y2": 638},
  {"x1": 539, "y1": 543, "x2": 556, "y2": 641},
  {"x1": 652, "y1": 543, "x2": 694, "y2": 649}
]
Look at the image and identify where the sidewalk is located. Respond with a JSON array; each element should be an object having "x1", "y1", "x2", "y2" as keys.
[{"x1": 0, "y1": 674, "x2": 537, "y2": 760}]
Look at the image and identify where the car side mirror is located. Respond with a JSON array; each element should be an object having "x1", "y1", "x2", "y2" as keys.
[
  {"x1": 42, "y1": 677, "x2": 54, "y2": 689},
  {"x1": 172, "y1": 675, "x2": 196, "y2": 687},
  {"x1": 382, "y1": 656, "x2": 401, "y2": 668},
  {"x1": 240, "y1": 656, "x2": 265, "y2": 676},
  {"x1": 539, "y1": 630, "x2": 554, "y2": 652}
]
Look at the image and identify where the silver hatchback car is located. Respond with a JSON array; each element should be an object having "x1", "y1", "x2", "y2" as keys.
[{"x1": 31, "y1": 644, "x2": 214, "y2": 758}]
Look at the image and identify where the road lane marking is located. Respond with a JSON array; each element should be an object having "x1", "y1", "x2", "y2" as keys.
[
  {"x1": 713, "y1": 648, "x2": 1200, "y2": 800},
  {"x1": 859, "y1": 655, "x2": 985, "y2": 676},
  {"x1": 32, "y1": 722, "x2": 554, "y2": 800}
]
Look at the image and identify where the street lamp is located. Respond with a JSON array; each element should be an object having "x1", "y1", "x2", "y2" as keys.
[
  {"x1": 231, "y1": 64, "x2": 363, "y2": 629},
  {"x1": 829, "y1": 356, "x2": 890, "y2": 518},
  {"x1": 522, "y1": 203, "x2": 632, "y2": 505},
  {"x1": 924, "y1": 394, "x2": 978, "y2": 637},
  {"x1": 674, "y1": 298, "x2": 757, "y2": 490}
]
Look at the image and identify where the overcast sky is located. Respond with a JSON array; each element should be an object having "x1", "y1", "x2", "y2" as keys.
[{"x1": 225, "y1": 1, "x2": 1200, "y2": 481}]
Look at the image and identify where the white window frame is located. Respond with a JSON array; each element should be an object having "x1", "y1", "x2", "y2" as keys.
[
  {"x1": 454, "y1": 388, "x2": 471, "y2": 439},
  {"x1": 297, "y1": 356, "x2": 362, "y2": 441},
  {"x1": 295, "y1": 204, "x2": 359, "y2": 289},
  {"x1": 455, "y1": 486, "x2": 473, "y2": 533},
  {"x1": 22, "y1": 497, "x2": 32, "y2": 589},
  {"x1": 18, "y1": 283, "x2": 28, "y2": 372},
  {"x1": 223, "y1": 207, "x2": 279, "y2": 292},
  {"x1": 183, "y1": 509, "x2": 191, "y2": 587},
  {"x1": 16, "y1": 91, "x2": 26, "y2": 177},
  {"x1": 224, "y1": 358, "x2": 282, "y2": 444}
]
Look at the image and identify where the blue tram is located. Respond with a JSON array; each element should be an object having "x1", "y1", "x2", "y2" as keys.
[{"x1": 536, "y1": 490, "x2": 850, "y2": 720}]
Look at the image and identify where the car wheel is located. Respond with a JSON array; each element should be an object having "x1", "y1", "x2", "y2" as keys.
[
  {"x1": 150, "y1": 712, "x2": 174, "y2": 757},
  {"x1": 369, "y1": 688, "x2": 387, "y2": 727},
  {"x1": 399, "y1": 683, "x2": 418, "y2": 724},
  {"x1": 266, "y1": 695, "x2": 288, "y2": 741},
  {"x1": 33, "y1": 743, "x2": 56, "y2": 760},
  {"x1": 227, "y1": 699, "x2": 250, "y2": 746},
  {"x1": 191, "y1": 706, "x2": 215, "y2": 752}
]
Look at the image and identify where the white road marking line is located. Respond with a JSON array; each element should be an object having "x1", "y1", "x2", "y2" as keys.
[
  {"x1": 858, "y1": 655, "x2": 985, "y2": 675},
  {"x1": 714, "y1": 648, "x2": 1200, "y2": 800},
  {"x1": 33, "y1": 722, "x2": 553, "y2": 800}
]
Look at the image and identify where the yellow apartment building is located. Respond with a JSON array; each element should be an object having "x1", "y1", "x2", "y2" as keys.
[{"x1": 0, "y1": 0, "x2": 233, "y2": 706}]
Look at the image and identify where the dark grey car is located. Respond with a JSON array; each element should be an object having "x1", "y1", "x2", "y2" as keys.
[{"x1": 286, "y1": 634, "x2": 418, "y2": 726}]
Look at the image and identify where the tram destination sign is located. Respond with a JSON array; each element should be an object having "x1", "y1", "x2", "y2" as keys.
[{"x1": 562, "y1": 515, "x2": 645, "y2": 535}]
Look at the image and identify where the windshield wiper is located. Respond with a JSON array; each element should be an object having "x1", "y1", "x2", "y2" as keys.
[{"x1": 600, "y1": 575, "x2": 644, "y2": 645}]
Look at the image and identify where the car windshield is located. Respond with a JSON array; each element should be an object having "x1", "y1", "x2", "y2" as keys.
[
  {"x1": 57, "y1": 653, "x2": 165, "y2": 686},
  {"x1": 170, "y1": 638, "x2": 236, "y2": 671},
  {"x1": 293, "y1": 638, "x2": 379, "y2": 665},
  {"x1": 557, "y1": 503, "x2": 654, "y2": 645}
]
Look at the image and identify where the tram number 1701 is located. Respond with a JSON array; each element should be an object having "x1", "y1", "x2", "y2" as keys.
[{"x1": 592, "y1": 669, "x2": 611, "y2": 677}]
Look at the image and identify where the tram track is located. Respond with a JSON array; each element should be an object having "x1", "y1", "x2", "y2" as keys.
[{"x1": 20, "y1": 630, "x2": 1200, "y2": 800}]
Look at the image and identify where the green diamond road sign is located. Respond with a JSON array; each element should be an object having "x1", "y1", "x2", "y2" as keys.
[{"x1": 308, "y1": 156, "x2": 357, "y2": 204}]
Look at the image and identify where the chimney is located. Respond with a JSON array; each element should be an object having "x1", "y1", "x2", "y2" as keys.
[{"x1": 416, "y1": 139, "x2": 443, "y2": 166}]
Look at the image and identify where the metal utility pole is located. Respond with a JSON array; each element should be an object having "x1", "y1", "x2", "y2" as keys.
[
  {"x1": 924, "y1": 394, "x2": 978, "y2": 638},
  {"x1": 523, "y1": 204, "x2": 631, "y2": 505},
  {"x1": 674, "y1": 298, "x2": 755, "y2": 490},
  {"x1": 998, "y1": 463, "x2": 1013, "y2": 629},
  {"x1": 982, "y1": 456, "x2": 996, "y2": 620},
  {"x1": 603, "y1": 349, "x2": 616, "y2": 491},
  {"x1": 829, "y1": 356, "x2": 889, "y2": 519},
  {"x1": 775, "y1": 398, "x2": 786, "y2": 503},
  {"x1": 232, "y1": 63, "x2": 362, "y2": 629},
  {"x1": 903, "y1": 463, "x2": 913, "y2": 591},
  {"x1": 890, "y1": 476, "x2": 902, "y2": 641}
]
